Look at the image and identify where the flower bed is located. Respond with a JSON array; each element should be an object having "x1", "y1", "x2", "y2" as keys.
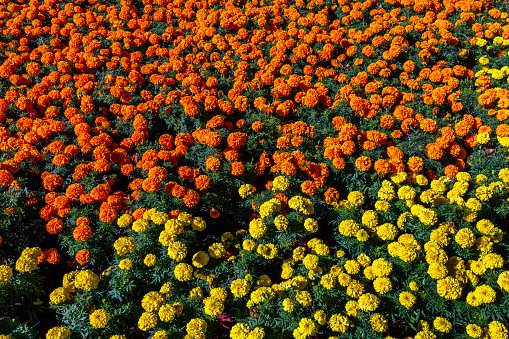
[{"x1": 1, "y1": 0, "x2": 509, "y2": 338}]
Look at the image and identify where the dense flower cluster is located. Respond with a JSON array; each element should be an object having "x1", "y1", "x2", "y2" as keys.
[{"x1": 0, "y1": 0, "x2": 509, "y2": 337}]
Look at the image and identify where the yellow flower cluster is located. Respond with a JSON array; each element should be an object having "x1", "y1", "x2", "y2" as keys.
[
  {"x1": 89, "y1": 309, "x2": 110, "y2": 329},
  {"x1": 113, "y1": 237, "x2": 137, "y2": 256},
  {"x1": 288, "y1": 196, "x2": 314, "y2": 215},
  {"x1": 0, "y1": 265, "x2": 13, "y2": 283},
  {"x1": 15, "y1": 247, "x2": 41, "y2": 273}
]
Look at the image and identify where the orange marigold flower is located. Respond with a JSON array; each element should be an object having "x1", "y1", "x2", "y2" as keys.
[
  {"x1": 210, "y1": 209, "x2": 220, "y2": 218},
  {"x1": 0, "y1": 170, "x2": 14, "y2": 187},
  {"x1": 407, "y1": 156, "x2": 424, "y2": 173},
  {"x1": 99, "y1": 202, "x2": 117, "y2": 223},
  {"x1": 380, "y1": 115, "x2": 394, "y2": 129},
  {"x1": 374, "y1": 159, "x2": 391, "y2": 175},
  {"x1": 46, "y1": 218, "x2": 64, "y2": 234},
  {"x1": 230, "y1": 162, "x2": 245, "y2": 176},
  {"x1": 45, "y1": 248, "x2": 60, "y2": 264},
  {"x1": 301, "y1": 180, "x2": 316, "y2": 196},
  {"x1": 426, "y1": 143, "x2": 444, "y2": 160},
  {"x1": 74, "y1": 225, "x2": 92, "y2": 241},
  {"x1": 355, "y1": 156, "x2": 372, "y2": 172},
  {"x1": 195, "y1": 175, "x2": 211, "y2": 191},
  {"x1": 205, "y1": 156, "x2": 221, "y2": 171},
  {"x1": 252, "y1": 121, "x2": 263, "y2": 132},
  {"x1": 183, "y1": 189, "x2": 200, "y2": 208},
  {"x1": 444, "y1": 164, "x2": 458, "y2": 179},
  {"x1": 76, "y1": 249, "x2": 90, "y2": 265}
]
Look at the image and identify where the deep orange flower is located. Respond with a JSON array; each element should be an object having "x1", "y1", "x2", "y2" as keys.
[
  {"x1": 374, "y1": 159, "x2": 391, "y2": 175},
  {"x1": 46, "y1": 218, "x2": 64, "y2": 234},
  {"x1": 355, "y1": 156, "x2": 372, "y2": 172},
  {"x1": 76, "y1": 249, "x2": 90, "y2": 266},
  {"x1": 407, "y1": 157, "x2": 424, "y2": 173},
  {"x1": 183, "y1": 189, "x2": 200, "y2": 208},
  {"x1": 210, "y1": 209, "x2": 220, "y2": 218}
]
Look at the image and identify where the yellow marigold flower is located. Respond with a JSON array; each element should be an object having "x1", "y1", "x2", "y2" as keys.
[
  {"x1": 142, "y1": 291, "x2": 165, "y2": 312},
  {"x1": 358, "y1": 293, "x2": 380, "y2": 312},
  {"x1": 303, "y1": 218, "x2": 318, "y2": 233},
  {"x1": 113, "y1": 237, "x2": 137, "y2": 256},
  {"x1": 191, "y1": 217, "x2": 207, "y2": 231},
  {"x1": 186, "y1": 318, "x2": 207, "y2": 336},
  {"x1": 437, "y1": 276, "x2": 462, "y2": 300},
  {"x1": 49, "y1": 287, "x2": 71, "y2": 305},
  {"x1": 167, "y1": 241, "x2": 187, "y2": 262},
  {"x1": 132, "y1": 219, "x2": 150, "y2": 233},
  {"x1": 466, "y1": 324, "x2": 483, "y2": 338},
  {"x1": 373, "y1": 277, "x2": 392, "y2": 294},
  {"x1": 152, "y1": 331, "x2": 167, "y2": 339},
  {"x1": 345, "y1": 300, "x2": 358, "y2": 317},
  {"x1": 243, "y1": 239, "x2": 256, "y2": 251},
  {"x1": 208, "y1": 242, "x2": 226, "y2": 259},
  {"x1": 374, "y1": 200, "x2": 390, "y2": 211},
  {"x1": 239, "y1": 184, "x2": 255, "y2": 198},
  {"x1": 347, "y1": 191, "x2": 364, "y2": 206},
  {"x1": 338, "y1": 220, "x2": 360, "y2": 237},
  {"x1": 191, "y1": 251, "x2": 209, "y2": 268},
  {"x1": 356, "y1": 229, "x2": 369, "y2": 242},
  {"x1": 346, "y1": 279, "x2": 365, "y2": 298},
  {"x1": 249, "y1": 218, "x2": 267, "y2": 239},
  {"x1": 497, "y1": 271, "x2": 509, "y2": 292},
  {"x1": 455, "y1": 228, "x2": 476, "y2": 248},
  {"x1": 483, "y1": 253, "x2": 504, "y2": 269},
  {"x1": 118, "y1": 258, "x2": 132, "y2": 270},
  {"x1": 203, "y1": 296, "x2": 224, "y2": 317},
  {"x1": 427, "y1": 263, "x2": 448, "y2": 280},
  {"x1": 488, "y1": 321, "x2": 509, "y2": 339},
  {"x1": 90, "y1": 309, "x2": 110, "y2": 329},
  {"x1": 409, "y1": 281, "x2": 419, "y2": 291},
  {"x1": 296, "y1": 290, "x2": 312, "y2": 306},
  {"x1": 415, "y1": 174, "x2": 428, "y2": 186},
  {"x1": 272, "y1": 176, "x2": 290, "y2": 191},
  {"x1": 274, "y1": 214, "x2": 289, "y2": 231},
  {"x1": 399, "y1": 291, "x2": 416, "y2": 309},
  {"x1": 174, "y1": 263, "x2": 193, "y2": 282},
  {"x1": 356, "y1": 253, "x2": 371, "y2": 267},
  {"x1": 329, "y1": 314, "x2": 351, "y2": 333},
  {"x1": 45, "y1": 327, "x2": 71, "y2": 339},
  {"x1": 478, "y1": 56, "x2": 489, "y2": 65},
  {"x1": 230, "y1": 323, "x2": 251, "y2": 337},
  {"x1": 257, "y1": 243, "x2": 278, "y2": 259},
  {"x1": 259, "y1": 199, "x2": 281, "y2": 218},
  {"x1": 344, "y1": 260, "x2": 360, "y2": 274},
  {"x1": 377, "y1": 223, "x2": 397, "y2": 241},
  {"x1": 370, "y1": 313, "x2": 388, "y2": 333},
  {"x1": 475, "y1": 284, "x2": 496, "y2": 303},
  {"x1": 75, "y1": 270, "x2": 100, "y2": 290},
  {"x1": 337, "y1": 273, "x2": 351, "y2": 287},
  {"x1": 151, "y1": 212, "x2": 169, "y2": 225},
  {"x1": 397, "y1": 186, "x2": 416, "y2": 200},
  {"x1": 314, "y1": 310, "x2": 327, "y2": 325},
  {"x1": 361, "y1": 210, "x2": 378, "y2": 231},
  {"x1": 0, "y1": 265, "x2": 13, "y2": 283},
  {"x1": 418, "y1": 208, "x2": 437, "y2": 226},
  {"x1": 371, "y1": 258, "x2": 393, "y2": 277},
  {"x1": 282, "y1": 298, "x2": 294, "y2": 312},
  {"x1": 293, "y1": 318, "x2": 318, "y2": 339},
  {"x1": 288, "y1": 195, "x2": 314, "y2": 215},
  {"x1": 160, "y1": 282, "x2": 173, "y2": 298},
  {"x1": 143, "y1": 254, "x2": 156, "y2": 267},
  {"x1": 320, "y1": 273, "x2": 336, "y2": 289},
  {"x1": 433, "y1": 317, "x2": 452, "y2": 333},
  {"x1": 302, "y1": 254, "x2": 319, "y2": 270},
  {"x1": 117, "y1": 214, "x2": 133, "y2": 228},
  {"x1": 231, "y1": 279, "x2": 250, "y2": 298}
]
